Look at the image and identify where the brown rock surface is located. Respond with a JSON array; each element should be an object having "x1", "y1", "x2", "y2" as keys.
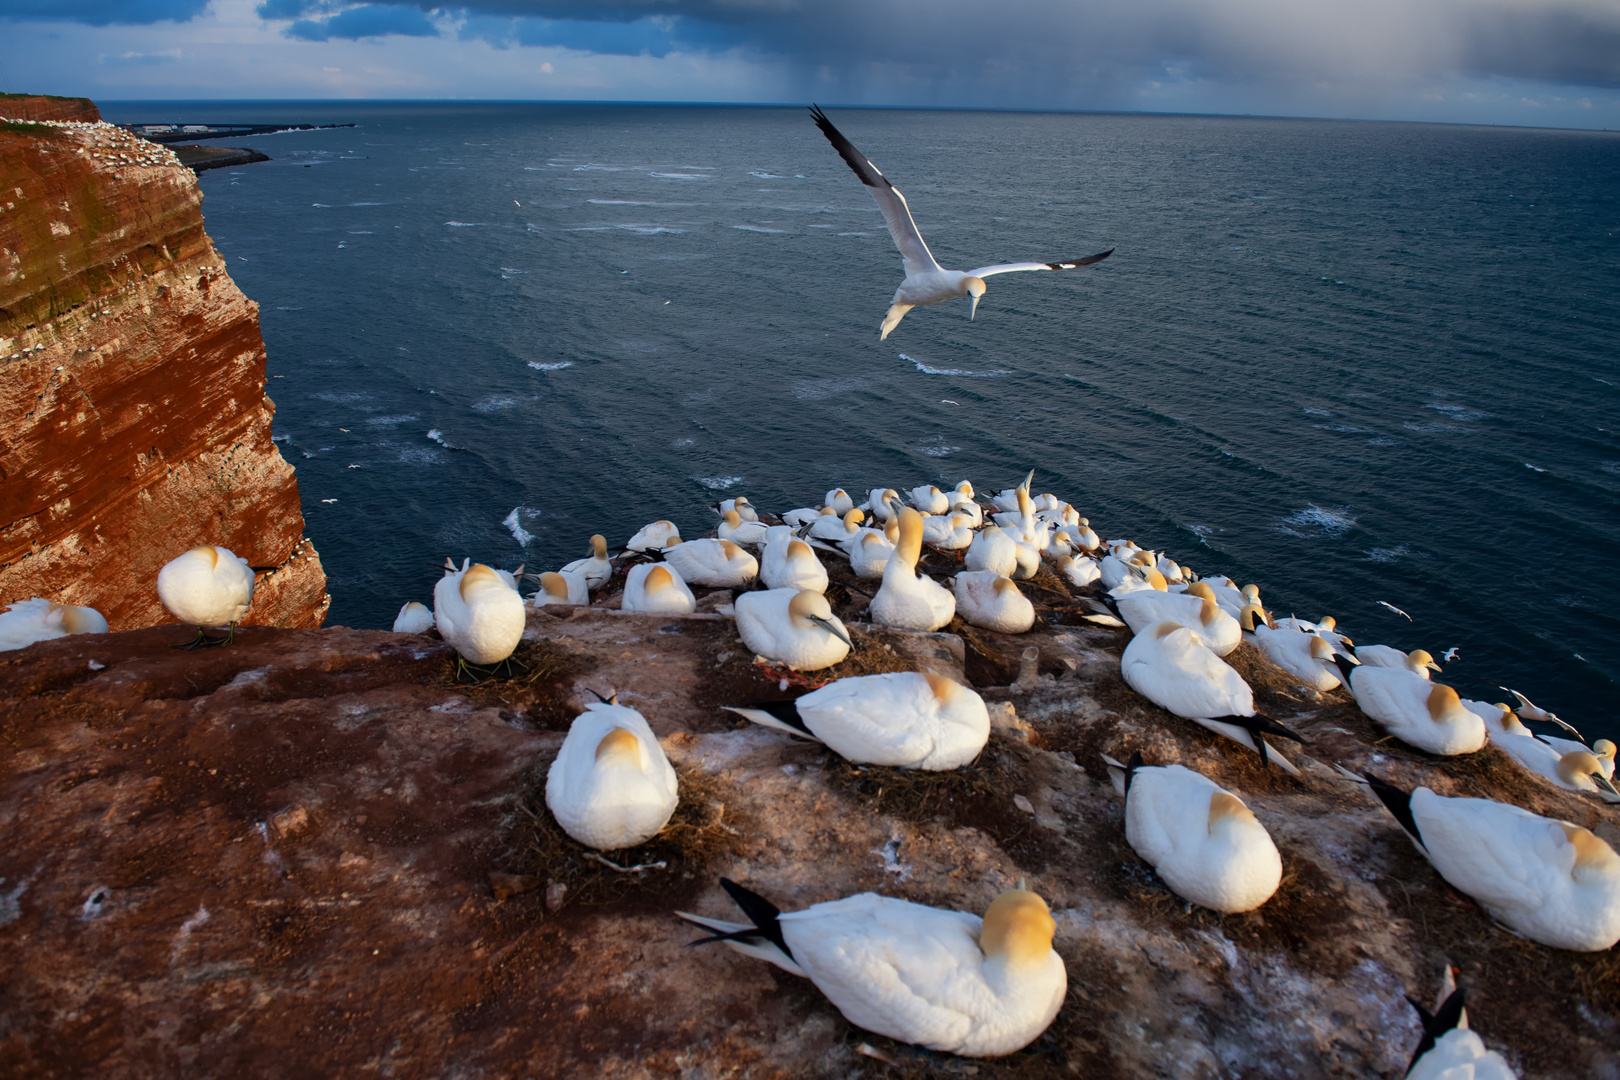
[
  {"x1": 2, "y1": 576, "x2": 1615, "y2": 1079},
  {"x1": 0, "y1": 115, "x2": 327, "y2": 630},
  {"x1": 0, "y1": 93, "x2": 100, "y2": 124}
]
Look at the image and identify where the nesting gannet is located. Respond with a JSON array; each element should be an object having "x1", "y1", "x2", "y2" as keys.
[
  {"x1": 843, "y1": 528, "x2": 893, "y2": 580},
  {"x1": 1362, "y1": 773, "x2": 1620, "y2": 951},
  {"x1": 1122, "y1": 622, "x2": 1306, "y2": 773},
  {"x1": 811, "y1": 106, "x2": 1111, "y2": 340},
  {"x1": 811, "y1": 507, "x2": 865, "y2": 542},
  {"x1": 1055, "y1": 555, "x2": 1101, "y2": 588},
  {"x1": 546, "y1": 702, "x2": 678, "y2": 850},
  {"x1": 782, "y1": 506, "x2": 825, "y2": 528},
  {"x1": 826, "y1": 488, "x2": 856, "y2": 515},
  {"x1": 0, "y1": 598, "x2": 109, "y2": 651},
  {"x1": 966, "y1": 525, "x2": 1019, "y2": 577},
  {"x1": 158, "y1": 545, "x2": 257, "y2": 648},
  {"x1": 865, "y1": 488, "x2": 903, "y2": 521},
  {"x1": 1539, "y1": 736, "x2": 1615, "y2": 781},
  {"x1": 725, "y1": 670, "x2": 989, "y2": 769},
  {"x1": 562, "y1": 534, "x2": 613, "y2": 592},
  {"x1": 1251, "y1": 623, "x2": 1346, "y2": 692},
  {"x1": 716, "y1": 496, "x2": 759, "y2": 522},
  {"x1": 1355, "y1": 645, "x2": 1441, "y2": 678},
  {"x1": 664, "y1": 538, "x2": 758, "y2": 588},
  {"x1": 433, "y1": 562, "x2": 526, "y2": 670},
  {"x1": 622, "y1": 563, "x2": 697, "y2": 615},
  {"x1": 911, "y1": 485, "x2": 950, "y2": 514},
  {"x1": 718, "y1": 510, "x2": 770, "y2": 546},
  {"x1": 679, "y1": 878, "x2": 1065, "y2": 1057},
  {"x1": 761, "y1": 532, "x2": 829, "y2": 593},
  {"x1": 1405, "y1": 982, "x2": 1516, "y2": 1080},
  {"x1": 953, "y1": 571, "x2": 1036, "y2": 634},
  {"x1": 529, "y1": 568, "x2": 590, "y2": 607},
  {"x1": 1103, "y1": 754, "x2": 1282, "y2": 913},
  {"x1": 1116, "y1": 583, "x2": 1240, "y2": 656},
  {"x1": 735, "y1": 588, "x2": 852, "y2": 670},
  {"x1": 1487, "y1": 732, "x2": 1619, "y2": 800},
  {"x1": 626, "y1": 520, "x2": 681, "y2": 553},
  {"x1": 1332, "y1": 658, "x2": 1485, "y2": 756},
  {"x1": 871, "y1": 508, "x2": 955, "y2": 632},
  {"x1": 392, "y1": 601, "x2": 435, "y2": 634}
]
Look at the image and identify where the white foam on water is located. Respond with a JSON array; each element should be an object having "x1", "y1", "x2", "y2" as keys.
[
  {"x1": 444, "y1": 221, "x2": 482, "y2": 227},
  {"x1": 472, "y1": 395, "x2": 524, "y2": 412},
  {"x1": 1365, "y1": 545, "x2": 1413, "y2": 563},
  {"x1": 312, "y1": 391, "x2": 371, "y2": 403},
  {"x1": 587, "y1": 199, "x2": 695, "y2": 207},
  {"x1": 527, "y1": 361, "x2": 573, "y2": 371},
  {"x1": 1302, "y1": 407, "x2": 1331, "y2": 416},
  {"x1": 1276, "y1": 503, "x2": 1357, "y2": 539},
  {"x1": 426, "y1": 429, "x2": 462, "y2": 450},
  {"x1": 901, "y1": 354, "x2": 1010, "y2": 378},
  {"x1": 672, "y1": 438, "x2": 695, "y2": 447},
  {"x1": 650, "y1": 172, "x2": 710, "y2": 180},
  {"x1": 1425, "y1": 402, "x2": 1490, "y2": 421},
  {"x1": 695, "y1": 476, "x2": 744, "y2": 490},
  {"x1": 503, "y1": 507, "x2": 534, "y2": 547},
  {"x1": 837, "y1": 232, "x2": 875, "y2": 237},
  {"x1": 1367, "y1": 436, "x2": 1405, "y2": 447},
  {"x1": 748, "y1": 171, "x2": 787, "y2": 179},
  {"x1": 920, "y1": 445, "x2": 960, "y2": 458},
  {"x1": 733, "y1": 225, "x2": 788, "y2": 234},
  {"x1": 1525, "y1": 462, "x2": 1546, "y2": 472},
  {"x1": 365, "y1": 414, "x2": 418, "y2": 426}
]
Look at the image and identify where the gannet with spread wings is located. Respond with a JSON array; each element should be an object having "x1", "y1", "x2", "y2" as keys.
[{"x1": 810, "y1": 105, "x2": 1113, "y2": 340}]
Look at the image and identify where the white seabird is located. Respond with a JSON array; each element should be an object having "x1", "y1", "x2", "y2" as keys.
[
  {"x1": 434, "y1": 562, "x2": 526, "y2": 669},
  {"x1": 622, "y1": 563, "x2": 697, "y2": 615},
  {"x1": 663, "y1": 538, "x2": 758, "y2": 588},
  {"x1": 811, "y1": 106, "x2": 1113, "y2": 340},
  {"x1": 546, "y1": 701, "x2": 678, "y2": 850},
  {"x1": 734, "y1": 588, "x2": 852, "y2": 671},
  {"x1": 678, "y1": 879, "x2": 1066, "y2": 1058},
  {"x1": 392, "y1": 601, "x2": 435, "y2": 634},
  {"x1": 157, "y1": 545, "x2": 257, "y2": 648},
  {"x1": 0, "y1": 598, "x2": 109, "y2": 651}
]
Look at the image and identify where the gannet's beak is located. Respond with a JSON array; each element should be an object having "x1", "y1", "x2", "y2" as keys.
[
  {"x1": 966, "y1": 276, "x2": 986, "y2": 321},
  {"x1": 970, "y1": 292, "x2": 981, "y2": 321},
  {"x1": 811, "y1": 615, "x2": 853, "y2": 648},
  {"x1": 1598, "y1": 772, "x2": 1620, "y2": 799}
]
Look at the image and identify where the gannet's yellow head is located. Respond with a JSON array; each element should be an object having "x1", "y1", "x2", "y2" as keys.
[
  {"x1": 643, "y1": 564, "x2": 675, "y2": 592},
  {"x1": 965, "y1": 276, "x2": 987, "y2": 319},
  {"x1": 590, "y1": 534, "x2": 608, "y2": 559},
  {"x1": 980, "y1": 887, "x2": 1054, "y2": 966},
  {"x1": 718, "y1": 539, "x2": 742, "y2": 559},
  {"x1": 189, "y1": 545, "x2": 220, "y2": 569},
  {"x1": 1186, "y1": 581, "x2": 1217, "y2": 604},
  {"x1": 538, "y1": 572, "x2": 571, "y2": 600},
  {"x1": 1241, "y1": 584, "x2": 1260, "y2": 601},
  {"x1": 1317, "y1": 615, "x2": 1337, "y2": 631},
  {"x1": 1308, "y1": 636, "x2": 1336, "y2": 663},
  {"x1": 1143, "y1": 567, "x2": 1169, "y2": 591},
  {"x1": 787, "y1": 589, "x2": 851, "y2": 647},
  {"x1": 460, "y1": 563, "x2": 503, "y2": 600},
  {"x1": 59, "y1": 605, "x2": 105, "y2": 635},
  {"x1": 1409, "y1": 649, "x2": 1442, "y2": 674},
  {"x1": 723, "y1": 510, "x2": 742, "y2": 528},
  {"x1": 1558, "y1": 822, "x2": 1620, "y2": 879},
  {"x1": 1207, "y1": 791, "x2": 1255, "y2": 831},
  {"x1": 1238, "y1": 603, "x2": 1270, "y2": 632},
  {"x1": 1426, "y1": 683, "x2": 1461, "y2": 720},
  {"x1": 594, "y1": 725, "x2": 643, "y2": 766},
  {"x1": 894, "y1": 508, "x2": 924, "y2": 567},
  {"x1": 1594, "y1": 739, "x2": 1617, "y2": 763}
]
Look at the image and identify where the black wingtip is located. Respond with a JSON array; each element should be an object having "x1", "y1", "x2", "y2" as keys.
[
  {"x1": 748, "y1": 698, "x2": 811, "y2": 734},
  {"x1": 1124, "y1": 750, "x2": 1143, "y2": 797},
  {"x1": 718, "y1": 878, "x2": 794, "y2": 961},
  {"x1": 1363, "y1": 771, "x2": 1423, "y2": 844},
  {"x1": 1048, "y1": 249, "x2": 1114, "y2": 270},
  {"x1": 1407, "y1": 987, "x2": 1467, "y2": 1071},
  {"x1": 1212, "y1": 713, "x2": 1308, "y2": 745}
]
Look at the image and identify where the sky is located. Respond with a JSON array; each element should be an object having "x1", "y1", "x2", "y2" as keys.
[{"x1": 2, "y1": 0, "x2": 1619, "y2": 128}]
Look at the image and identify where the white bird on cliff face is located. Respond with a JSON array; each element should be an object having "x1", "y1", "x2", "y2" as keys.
[
  {"x1": 626, "y1": 520, "x2": 681, "y2": 553},
  {"x1": 562, "y1": 534, "x2": 613, "y2": 592},
  {"x1": 724, "y1": 670, "x2": 989, "y2": 770},
  {"x1": 433, "y1": 562, "x2": 526, "y2": 671},
  {"x1": 734, "y1": 588, "x2": 852, "y2": 670},
  {"x1": 622, "y1": 563, "x2": 697, "y2": 615},
  {"x1": 871, "y1": 508, "x2": 955, "y2": 632},
  {"x1": 1405, "y1": 981, "x2": 1517, "y2": 1080},
  {"x1": 678, "y1": 879, "x2": 1066, "y2": 1058},
  {"x1": 1331, "y1": 657, "x2": 1485, "y2": 757},
  {"x1": 965, "y1": 525, "x2": 1019, "y2": 578},
  {"x1": 158, "y1": 545, "x2": 256, "y2": 648},
  {"x1": 911, "y1": 484, "x2": 949, "y2": 515},
  {"x1": 1251, "y1": 621, "x2": 1347, "y2": 692},
  {"x1": 1361, "y1": 772, "x2": 1620, "y2": 952},
  {"x1": 1355, "y1": 645, "x2": 1441, "y2": 678},
  {"x1": 392, "y1": 601, "x2": 435, "y2": 634},
  {"x1": 847, "y1": 529, "x2": 896, "y2": 580},
  {"x1": 1121, "y1": 622, "x2": 1306, "y2": 773},
  {"x1": 1104, "y1": 754, "x2": 1282, "y2": 914},
  {"x1": 810, "y1": 507, "x2": 865, "y2": 542},
  {"x1": 1055, "y1": 555, "x2": 1100, "y2": 588},
  {"x1": 810, "y1": 104, "x2": 1112, "y2": 340},
  {"x1": 528, "y1": 568, "x2": 590, "y2": 607},
  {"x1": 1116, "y1": 582, "x2": 1240, "y2": 656},
  {"x1": 0, "y1": 597, "x2": 110, "y2": 651},
  {"x1": 825, "y1": 488, "x2": 856, "y2": 515},
  {"x1": 663, "y1": 538, "x2": 758, "y2": 588},
  {"x1": 718, "y1": 510, "x2": 770, "y2": 546},
  {"x1": 953, "y1": 571, "x2": 1035, "y2": 634},
  {"x1": 546, "y1": 701, "x2": 678, "y2": 850},
  {"x1": 761, "y1": 532, "x2": 829, "y2": 593}
]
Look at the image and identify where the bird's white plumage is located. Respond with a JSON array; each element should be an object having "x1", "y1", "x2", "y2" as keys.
[
  {"x1": 761, "y1": 532, "x2": 829, "y2": 592},
  {"x1": 433, "y1": 562, "x2": 525, "y2": 665},
  {"x1": 1252, "y1": 623, "x2": 1344, "y2": 691},
  {"x1": 529, "y1": 568, "x2": 590, "y2": 607},
  {"x1": 953, "y1": 571, "x2": 1035, "y2": 634},
  {"x1": 846, "y1": 530, "x2": 895, "y2": 580},
  {"x1": 732, "y1": 670, "x2": 989, "y2": 770},
  {"x1": 626, "y1": 520, "x2": 681, "y2": 553},
  {"x1": 1055, "y1": 555, "x2": 1101, "y2": 588},
  {"x1": 392, "y1": 601, "x2": 435, "y2": 634},
  {"x1": 157, "y1": 545, "x2": 255, "y2": 628},
  {"x1": 1122, "y1": 623, "x2": 1253, "y2": 721},
  {"x1": 1346, "y1": 668, "x2": 1485, "y2": 756},
  {"x1": 1122, "y1": 763, "x2": 1282, "y2": 913},
  {"x1": 663, "y1": 538, "x2": 758, "y2": 588},
  {"x1": 734, "y1": 588, "x2": 850, "y2": 670},
  {"x1": 0, "y1": 598, "x2": 109, "y2": 651},
  {"x1": 1407, "y1": 1028, "x2": 1518, "y2": 1080},
  {"x1": 562, "y1": 535, "x2": 613, "y2": 592},
  {"x1": 965, "y1": 526, "x2": 1018, "y2": 577},
  {"x1": 871, "y1": 509, "x2": 955, "y2": 631},
  {"x1": 622, "y1": 562, "x2": 697, "y2": 614},
  {"x1": 1402, "y1": 787, "x2": 1620, "y2": 951},
  {"x1": 545, "y1": 703, "x2": 678, "y2": 850},
  {"x1": 1116, "y1": 590, "x2": 1240, "y2": 655},
  {"x1": 775, "y1": 892, "x2": 1066, "y2": 1057}
]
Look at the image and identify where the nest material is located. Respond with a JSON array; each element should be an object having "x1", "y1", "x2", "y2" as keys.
[
  {"x1": 435, "y1": 638, "x2": 593, "y2": 727},
  {"x1": 496, "y1": 759, "x2": 749, "y2": 916}
]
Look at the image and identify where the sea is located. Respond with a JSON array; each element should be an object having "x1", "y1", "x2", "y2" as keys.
[{"x1": 99, "y1": 101, "x2": 1620, "y2": 735}]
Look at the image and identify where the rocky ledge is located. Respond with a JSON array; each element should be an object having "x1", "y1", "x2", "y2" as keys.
[
  {"x1": 0, "y1": 106, "x2": 327, "y2": 631},
  {"x1": 1, "y1": 553, "x2": 1615, "y2": 1078}
]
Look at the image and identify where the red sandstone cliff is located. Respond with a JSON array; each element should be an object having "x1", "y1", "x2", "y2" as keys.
[
  {"x1": 0, "y1": 93, "x2": 100, "y2": 123},
  {"x1": 0, "y1": 105, "x2": 328, "y2": 630}
]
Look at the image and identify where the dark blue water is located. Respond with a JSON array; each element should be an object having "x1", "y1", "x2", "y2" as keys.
[{"x1": 101, "y1": 101, "x2": 1620, "y2": 734}]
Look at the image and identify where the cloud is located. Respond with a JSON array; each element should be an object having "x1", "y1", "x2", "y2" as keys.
[
  {"x1": 99, "y1": 47, "x2": 183, "y2": 64},
  {"x1": 0, "y1": 0, "x2": 211, "y2": 24},
  {"x1": 284, "y1": 2, "x2": 440, "y2": 39}
]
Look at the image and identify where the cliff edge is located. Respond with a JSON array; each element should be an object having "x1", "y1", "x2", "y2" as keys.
[{"x1": 0, "y1": 102, "x2": 328, "y2": 630}]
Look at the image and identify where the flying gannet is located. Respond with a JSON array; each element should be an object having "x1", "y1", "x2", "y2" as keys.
[{"x1": 810, "y1": 106, "x2": 1113, "y2": 340}]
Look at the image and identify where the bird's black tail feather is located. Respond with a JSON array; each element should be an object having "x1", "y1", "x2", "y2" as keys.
[
  {"x1": 719, "y1": 877, "x2": 794, "y2": 961},
  {"x1": 1124, "y1": 750, "x2": 1144, "y2": 797},
  {"x1": 746, "y1": 699, "x2": 811, "y2": 735},
  {"x1": 1363, "y1": 772, "x2": 1423, "y2": 843},
  {"x1": 1406, "y1": 987, "x2": 1466, "y2": 1072}
]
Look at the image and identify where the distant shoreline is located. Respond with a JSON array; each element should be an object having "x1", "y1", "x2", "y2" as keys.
[{"x1": 172, "y1": 144, "x2": 269, "y2": 173}]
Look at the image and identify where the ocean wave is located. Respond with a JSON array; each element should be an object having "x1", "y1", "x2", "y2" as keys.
[
  {"x1": 650, "y1": 172, "x2": 710, "y2": 180},
  {"x1": 1365, "y1": 545, "x2": 1412, "y2": 563},
  {"x1": 695, "y1": 475, "x2": 743, "y2": 490},
  {"x1": 837, "y1": 232, "x2": 875, "y2": 237},
  {"x1": 1314, "y1": 423, "x2": 1367, "y2": 433},
  {"x1": 365, "y1": 414, "x2": 418, "y2": 426},
  {"x1": 472, "y1": 395, "x2": 525, "y2": 413},
  {"x1": 919, "y1": 444, "x2": 960, "y2": 458},
  {"x1": 1525, "y1": 462, "x2": 1546, "y2": 473},
  {"x1": 527, "y1": 361, "x2": 574, "y2": 371},
  {"x1": 396, "y1": 445, "x2": 446, "y2": 465},
  {"x1": 748, "y1": 171, "x2": 786, "y2": 179},
  {"x1": 1276, "y1": 503, "x2": 1356, "y2": 539},
  {"x1": 426, "y1": 429, "x2": 462, "y2": 450},
  {"x1": 1402, "y1": 422, "x2": 1464, "y2": 434},
  {"x1": 444, "y1": 221, "x2": 482, "y2": 227},
  {"x1": 567, "y1": 223, "x2": 687, "y2": 234},
  {"x1": 672, "y1": 437, "x2": 695, "y2": 448},
  {"x1": 1302, "y1": 407, "x2": 1332, "y2": 416},
  {"x1": 501, "y1": 267, "x2": 527, "y2": 274},
  {"x1": 1367, "y1": 436, "x2": 1405, "y2": 447},
  {"x1": 312, "y1": 391, "x2": 371, "y2": 403},
  {"x1": 1425, "y1": 402, "x2": 1490, "y2": 421},
  {"x1": 901, "y1": 354, "x2": 1010, "y2": 378},
  {"x1": 734, "y1": 225, "x2": 788, "y2": 234},
  {"x1": 503, "y1": 507, "x2": 535, "y2": 548},
  {"x1": 587, "y1": 199, "x2": 695, "y2": 207}
]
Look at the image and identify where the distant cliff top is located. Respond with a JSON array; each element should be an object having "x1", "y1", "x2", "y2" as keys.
[{"x1": 0, "y1": 92, "x2": 100, "y2": 124}]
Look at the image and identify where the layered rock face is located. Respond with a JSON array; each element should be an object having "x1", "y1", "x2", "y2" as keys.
[
  {"x1": 0, "y1": 111, "x2": 327, "y2": 630},
  {"x1": 1, "y1": 568, "x2": 1615, "y2": 1078},
  {"x1": 0, "y1": 94, "x2": 100, "y2": 123}
]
